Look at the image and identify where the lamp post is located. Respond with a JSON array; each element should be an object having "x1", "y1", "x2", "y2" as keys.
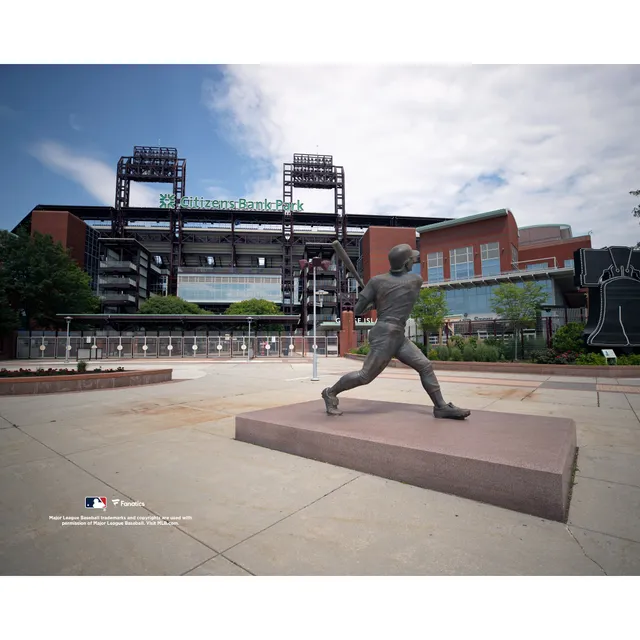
[
  {"x1": 299, "y1": 257, "x2": 331, "y2": 381},
  {"x1": 247, "y1": 316, "x2": 253, "y2": 363},
  {"x1": 64, "y1": 316, "x2": 72, "y2": 364}
]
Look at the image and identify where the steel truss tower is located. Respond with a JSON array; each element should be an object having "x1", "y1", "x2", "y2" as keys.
[
  {"x1": 114, "y1": 146, "x2": 186, "y2": 295},
  {"x1": 282, "y1": 154, "x2": 351, "y2": 316}
]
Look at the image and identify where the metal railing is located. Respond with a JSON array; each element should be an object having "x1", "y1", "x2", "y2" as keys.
[
  {"x1": 424, "y1": 262, "x2": 572, "y2": 287},
  {"x1": 15, "y1": 335, "x2": 339, "y2": 360},
  {"x1": 99, "y1": 293, "x2": 136, "y2": 303},
  {"x1": 99, "y1": 260, "x2": 137, "y2": 271},
  {"x1": 178, "y1": 267, "x2": 282, "y2": 275},
  {"x1": 99, "y1": 277, "x2": 137, "y2": 288}
]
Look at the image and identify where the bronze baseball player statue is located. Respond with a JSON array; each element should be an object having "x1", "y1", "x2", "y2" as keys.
[{"x1": 322, "y1": 243, "x2": 471, "y2": 420}]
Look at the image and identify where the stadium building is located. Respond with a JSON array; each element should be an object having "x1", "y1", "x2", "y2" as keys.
[
  {"x1": 13, "y1": 146, "x2": 448, "y2": 334},
  {"x1": 8, "y1": 147, "x2": 594, "y2": 360},
  {"x1": 412, "y1": 209, "x2": 592, "y2": 341}
]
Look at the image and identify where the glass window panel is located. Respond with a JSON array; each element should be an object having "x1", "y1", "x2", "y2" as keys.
[
  {"x1": 427, "y1": 252, "x2": 443, "y2": 268},
  {"x1": 480, "y1": 242, "x2": 500, "y2": 260},
  {"x1": 481, "y1": 258, "x2": 501, "y2": 276}
]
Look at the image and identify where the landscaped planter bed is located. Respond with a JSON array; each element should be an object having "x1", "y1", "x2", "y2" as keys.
[
  {"x1": 344, "y1": 354, "x2": 640, "y2": 378},
  {"x1": 0, "y1": 367, "x2": 125, "y2": 378},
  {"x1": 0, "y1": 369, "x2": 173, "y2": 395}
]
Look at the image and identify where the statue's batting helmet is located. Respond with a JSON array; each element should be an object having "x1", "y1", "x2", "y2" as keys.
[{"x1": 388, "y1": 244, "x2": 420, "y2": 273}]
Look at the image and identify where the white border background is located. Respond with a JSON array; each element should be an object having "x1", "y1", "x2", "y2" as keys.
[{"x1": 1, "y1": 2, "x2": 638, "y2": 637}]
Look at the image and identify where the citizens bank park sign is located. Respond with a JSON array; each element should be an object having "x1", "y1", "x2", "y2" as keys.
[{"x1": 159, "y1": 194, "x2": 304, "y2": 212}]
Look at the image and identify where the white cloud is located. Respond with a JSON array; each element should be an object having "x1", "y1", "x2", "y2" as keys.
[
  {"x1": 203, "y1": 65, "x2": 640, "y2": 246},
  {"x1": 30, "y1": 140, "x2": 163, "y2": 207},
  {"x1": 68, "y1": 114, "x2": 82, "y2": 131},
  {"x1": 200, "y1": 178, "x2": 236, "y2": 202}
]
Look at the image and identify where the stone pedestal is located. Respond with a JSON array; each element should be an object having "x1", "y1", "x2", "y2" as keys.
[{"x1": 235, "y1": 398, "x2": 577, "y2": 522}]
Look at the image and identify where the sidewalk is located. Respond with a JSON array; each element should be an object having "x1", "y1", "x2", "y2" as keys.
[{"x1": 1, "y1": 359, "x2": 639, "y2": 575}]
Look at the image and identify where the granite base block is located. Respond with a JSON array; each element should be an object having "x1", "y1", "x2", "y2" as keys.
[{"x1": 235, "y1": 398, "x2": 577, "y2": 522}]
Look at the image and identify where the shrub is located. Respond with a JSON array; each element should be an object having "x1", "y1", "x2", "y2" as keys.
[
  {"x1": 436, "y1": 345, "x2": 450, "y2": 361},
  {"x1": 552, "y1": 322, "x2": 586, "y2": 354},
  {"x1": 77, "y1": 360, "x2": 87, "y2": 373},
  {"x1": 552, "y1": 351, "x2": 574, "y2": 365},
  {"x1": 449, "y1": 346, "x2": 463, "y2": 361},
  {"x1": 530, "y1": 349, "x2": 557, "y2": 364},
  {"x1": 474, "y1": 343, "x2": 489, "y2": 362},
  {"x1": 462, "y1": 344, "x2": 475, "y2": 361},
  {"x1": 522, "y1": 336, "x2": 549, "y2": 360},
  {"x1": 575, "y1": 352, "x2": 607, "y2": 366},
  {"x1": 428, "y1": 349, "x2": 440, "y2": 361},
  {"x1": 467, "y1": 336, "x2": 478, "y2": 348},
  {"x1": 485, "y1": 346, "x2": 500, "y2": 362},
  {"x1": 501, "y1": 341, "x2": 516, "y2": 361},
  {"x1": 448, "y1": 335, "x2": 465, "y2": 350},
  {"x1": 350, "y1": 344, "x2": 370, "y2": 356}
]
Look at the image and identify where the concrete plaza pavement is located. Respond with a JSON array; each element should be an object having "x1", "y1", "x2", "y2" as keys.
[{"x1": 1, "y1": 357, "x2": 640, "y2": 575}]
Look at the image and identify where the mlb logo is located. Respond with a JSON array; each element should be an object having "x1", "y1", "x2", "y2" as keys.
[{"x1": 85, "y1": 496, "x2": 107, "y2": 509}]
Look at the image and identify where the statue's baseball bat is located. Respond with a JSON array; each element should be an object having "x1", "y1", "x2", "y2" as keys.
[{"x1": 331, "y1": 240, "x2": 366, "y2": 289}]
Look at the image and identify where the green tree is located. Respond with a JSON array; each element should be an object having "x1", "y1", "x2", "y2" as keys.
[
  {"x1": 0, "y1": 230, "x2": 100, "y2": 331},
  {"x1": 410, "y1": 287, "x2": 449, "y2": 346},
  {"x1": 138, "y1": 295, "x2": 211, "y2": 315},
  {"x1": 225, "y1": 299, "x2": 283, "y2": 316},
  {"x1": 225, "y1": 298, "x2": 284, "y2": 332},
  {"x1": 0, "y1": 278, "x2": 19, "y2": 335},
  {"x1": 490, "y1": 281, "x2": 548, "y2": 360}
]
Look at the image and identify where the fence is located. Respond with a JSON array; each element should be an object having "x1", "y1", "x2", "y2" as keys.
[
  {"x1": 15, "y1": 333, "x2": 339, "y2": 360},
  {"x1": 404, "y1": 309, "x2": 587, "y2": 347}
]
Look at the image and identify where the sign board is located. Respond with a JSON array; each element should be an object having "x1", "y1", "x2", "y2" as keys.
[
  {"x1": 160, "y1": 194, "x2": 305, "y2": 212},
  {"x1": 602, "y1": 349, "x2": 616, "y2": 360}
]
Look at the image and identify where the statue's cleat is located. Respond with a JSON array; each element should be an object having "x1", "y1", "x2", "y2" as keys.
[
  {"x1": 433, "y1": 402, "x2": 471, "y2": 420},
  {"x1": 322, "y1": 388, "x2": 343, "y2": 416}
]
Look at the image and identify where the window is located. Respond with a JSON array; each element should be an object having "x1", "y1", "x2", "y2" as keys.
[
  {"x1": 511, "y1": 245, "x2": 519, "y2": 269},
  {"x1": 480, "y1": 242, "x2": 500, "y2": 276},
  {"x1": 526, "y1": 262, "x2": 549, "y2": 271},
  {"x1": 411, "y1": 262, "x2": 421, "y2": 275},
  {"x1": 444, "y1": 280, "x2": 555, "y2": 318},
  {"x1": 564, "y1": 259, "x2": 574, "y2": 268},
  {"x1": 449, "y1": 247, "x2": 474, "y2": 280},
  {"x1": 177, "y1": 274, "x2": 282, "y2": 303},
  {"x1": 427, "y1": 252, "x2": 444, "y2": 282}
]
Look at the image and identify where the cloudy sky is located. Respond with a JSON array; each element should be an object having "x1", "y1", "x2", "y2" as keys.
[{"x1": 1, "y1": 64, "x2": 639, "y2": 246}]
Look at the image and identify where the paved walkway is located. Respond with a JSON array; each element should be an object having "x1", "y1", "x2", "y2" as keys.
[{"x1": 1, "y1": 358, "x2": 639, "y2": 575}]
